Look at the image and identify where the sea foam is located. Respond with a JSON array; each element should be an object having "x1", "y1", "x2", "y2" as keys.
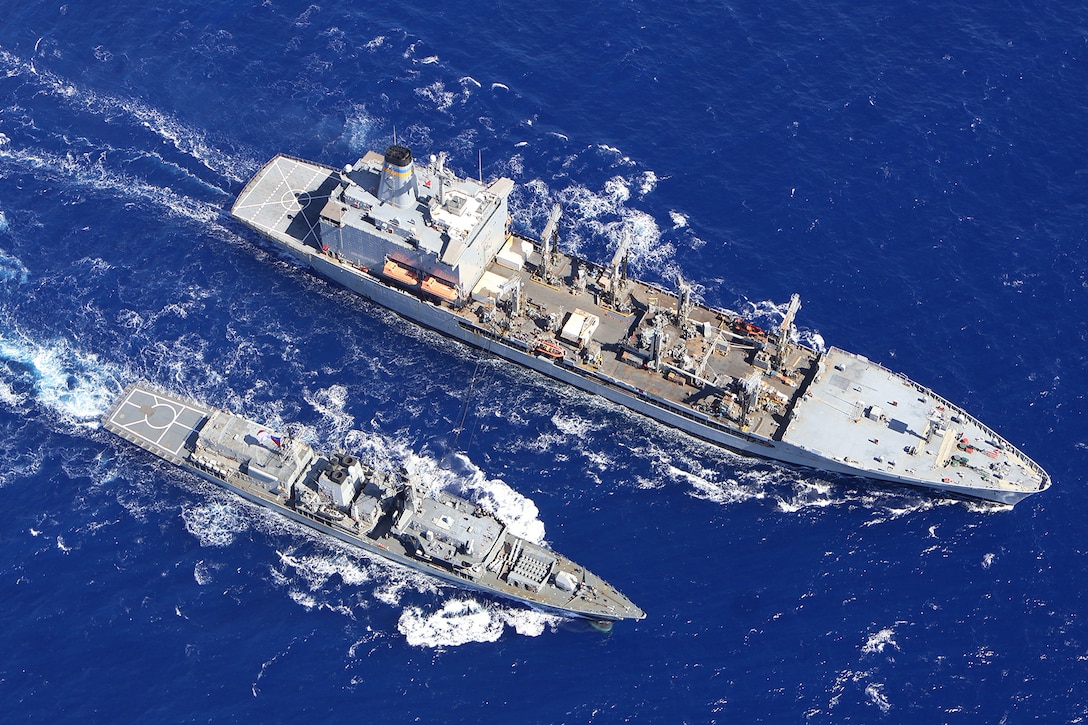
[
  {"x1": 397, "y1": 598, "x2": 558, "y2": 648},
  {"x1": 0, "y1": 330, "x2": 120, "y2": 424}
]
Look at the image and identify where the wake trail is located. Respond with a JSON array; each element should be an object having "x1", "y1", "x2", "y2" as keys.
[
  {"x1": 0, "y1": 141, "x2": 226, "y2": 229},
  {"x1": 0, "y1": 47, "x2": 255, "y2": 186},
  {"x1": 0, "y1": 327, "x2": 122, "y2": 425}
]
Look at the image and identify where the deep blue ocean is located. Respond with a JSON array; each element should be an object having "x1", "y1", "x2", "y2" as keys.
[{"x1": 1, "y1": 0, "x2": 1086, "y2": 721}]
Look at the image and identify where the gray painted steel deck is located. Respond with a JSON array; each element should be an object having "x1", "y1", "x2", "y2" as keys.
[
  {"x1": 783, "y1": 348, "x2": 1042, "y2": 495},
  {"x1": 233, "y1": 154, "x2": 337, "y2": 247},
  {"x1": 103, "y1": 386, "x2": 210, "y2": 464}
]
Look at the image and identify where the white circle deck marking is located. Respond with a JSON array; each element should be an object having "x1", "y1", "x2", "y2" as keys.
[
  {"x1": 278, "y1": 188, "x2": 304, "y2": 210},
  {"x1": 146, "y1": 403, "x2": 179, "y2": 429}
]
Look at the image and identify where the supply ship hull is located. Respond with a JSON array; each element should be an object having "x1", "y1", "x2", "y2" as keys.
[
  {"x1": 230, "y1": 149, "x2": 1049, "y2": 505},
  {"x1": 102, "y1": 383, "x2": 644, "y2": 623}
]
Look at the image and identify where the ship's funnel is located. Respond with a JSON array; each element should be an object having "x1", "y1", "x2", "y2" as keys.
[{"x1": 377, "y1": 144, "x2": 418, "y2": 209}]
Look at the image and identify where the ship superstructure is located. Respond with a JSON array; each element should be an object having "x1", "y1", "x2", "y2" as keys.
[
  {"x1": 102, "y1": 383, "x2": 644, "y2": 624},
  {"x1": 230, "y1": 146, "x2": 1050, "y2": 505}
]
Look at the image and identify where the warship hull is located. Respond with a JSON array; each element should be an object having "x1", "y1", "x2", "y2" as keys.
[
  {"x1": 231, "y1": 153, "x2": 1049, "y2": 506},
  {"x1": 102, "y1": 384, "x2": 644, "y2": 623}
]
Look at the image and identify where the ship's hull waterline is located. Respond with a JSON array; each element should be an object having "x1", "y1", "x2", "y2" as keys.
[{"x1": 231, "y1": 152, "x2": 1049, "y2": 506}]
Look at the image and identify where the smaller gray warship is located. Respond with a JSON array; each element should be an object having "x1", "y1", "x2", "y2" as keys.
[{"x1": 102, "y1": 383, "x2": 644, "y2": 625}]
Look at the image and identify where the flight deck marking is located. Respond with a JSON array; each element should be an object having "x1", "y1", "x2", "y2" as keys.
[
  {"x1": 111, "y1": 390, "x2": 200, "y2": 457},
  {"x1": 231, "y1": 156, "x2": 327, "y2": 245}
]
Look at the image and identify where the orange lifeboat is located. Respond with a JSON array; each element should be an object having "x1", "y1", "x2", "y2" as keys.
[
  {"x1": 732, "y1": 318, "x2": 765, "y2": 338},
  {"x1": 421, "y1": 275, "x2": 459, "y2": 302},
  {"x1": 382, "y1": 259, "x2": 421, "y2": 287},
  {"x1": 533, "y1": 339, "x2": 564, "y2": 360}
]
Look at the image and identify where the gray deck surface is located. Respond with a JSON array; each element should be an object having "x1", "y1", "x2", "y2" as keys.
[
  {"x1": 784, "y1": 348, "x2": 1040, "y2": 492},
  {"x1": 103, "y1": 386, "x2": 210, "y2": 463},
  {"x1": 232, "y1": 155, "x2": 338, "y2": 245}
]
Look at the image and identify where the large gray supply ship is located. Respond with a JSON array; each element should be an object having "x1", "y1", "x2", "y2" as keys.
[
  {"x1": 231, "y1": 146, "x2": 1050, "y2": 505},
  {"x1": 102, "y1": 383, "x2": 644, "y2": 624}
]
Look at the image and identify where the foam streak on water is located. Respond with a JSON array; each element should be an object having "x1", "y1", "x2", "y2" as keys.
[
  {"x1": 0, "y1": 328, "x2": 120, "y2": 424},
  {"x1": 0, "y1": 48, "x2": 250, "y2": 184},
  {"x1": 397, "y1": 599, "x2": 559, "y2": 648},
  {"x1": 0, "y1": 141, "x2": 224, "y2": 227}
]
